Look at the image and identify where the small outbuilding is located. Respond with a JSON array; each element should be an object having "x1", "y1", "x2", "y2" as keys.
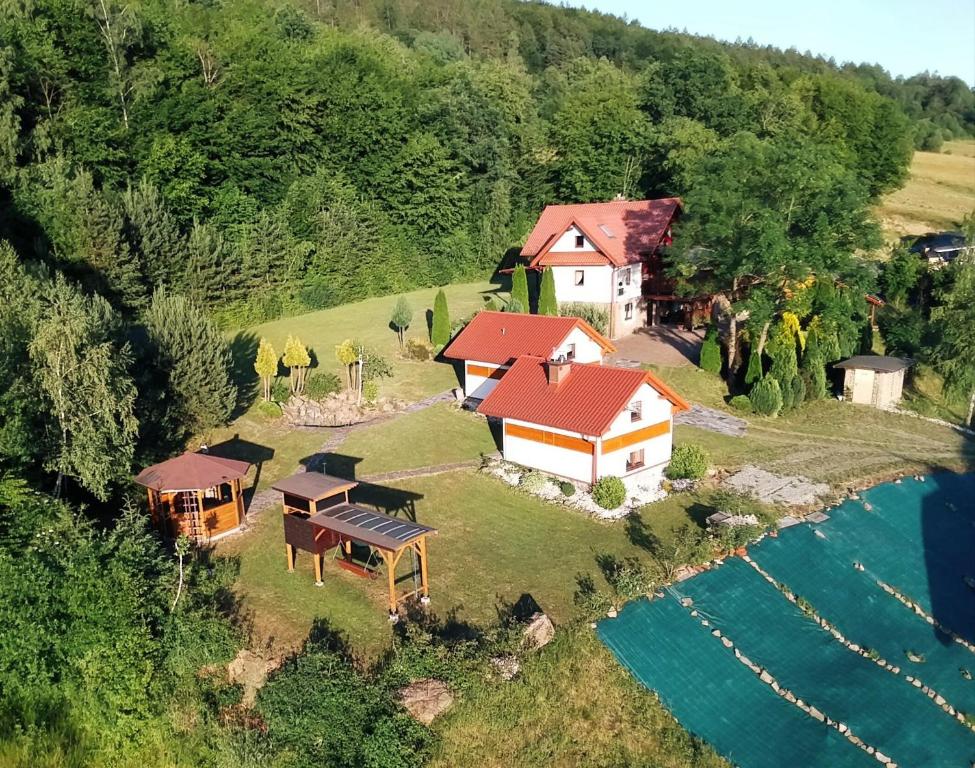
[
  {"x1": 834, "y1": 355, "x2": 912, "y2": 410},
  {"x1": 134, "y1": 451, "x2": 251, "y2": 542}
]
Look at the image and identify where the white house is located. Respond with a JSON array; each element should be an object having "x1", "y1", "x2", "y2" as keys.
[
  {"x1": 477, "y1": 354, "x2": 691, "y2": 486},
  {"x1": 442, "y1": 311, "x2": 615, "y2": 399},
  {"x1": 520, "y1": 198, "x2": 711, "y2": 339}
]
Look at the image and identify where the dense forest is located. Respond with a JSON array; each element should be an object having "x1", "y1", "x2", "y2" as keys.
[{"x1": 1, "y1": 1, "x2": 973, "y2": 766}]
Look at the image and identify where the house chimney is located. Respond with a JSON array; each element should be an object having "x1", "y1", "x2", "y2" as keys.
[{"x1": 546, "y1": 354, "x2": 571, "y2": 385}]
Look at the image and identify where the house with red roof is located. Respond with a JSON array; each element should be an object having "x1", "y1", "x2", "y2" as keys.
[
  {"x1": 521, "y1": 198, "x2": 710, "y2": 339},
  {"x1": 442, "y1": 310, "x2": 615, "y2": 399},
  {"x1": 478, "y1": 354, "x2": 690, "y2": 486}
]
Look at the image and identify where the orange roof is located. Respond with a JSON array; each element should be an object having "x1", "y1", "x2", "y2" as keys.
[
  {"x1": 478, "y1": 356, "x2": 690, "y2": 437},
  {"x1": 522, "y1": 199, "x2": 681, "y2": 268},
  {"x1": 134, "y1": 452, "x2": 251, "y2": 492},
  {"x1": 442, "y1": 311, "x2": 615, "y2": 366}
]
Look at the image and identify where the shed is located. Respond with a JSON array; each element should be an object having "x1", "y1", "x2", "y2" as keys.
[
  {"x1": 272, "y1": 471, "x2": 437, "y2": 617},
  {"x1": 834, "y1": 356, "x2": 912, "y2": 410},
  {"x1": 134, "y1": 452, "x2": 251, "y2": 542}
]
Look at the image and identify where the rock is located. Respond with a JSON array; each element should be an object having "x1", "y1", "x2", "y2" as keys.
[
  {"x1": 397, "y1": 678, "x2": 454, "y2": 725},
  {"x1": 283, "y1": 392, "x2": 375, "y2": 427},
  {"x1": 680, "y1": 596, "x2": 694, "y2": 607},
  {"x1": 711, "y1": 629, "x2": 722, "y2": 637},
  {"x1": 935, "y1": 694, "x2": 946, "y2": 706},
  {"x1": 784, "y1": 691, "x2": 797, "y2": 703},
  {"x1": 721, "y1": 636, "x2": 733, "y2": 648},
  {"x1": 228, "y1": 649, "x2": 278, "y2": 708},
  {"x1": 809, "y1": 706, "x2": 825, "y2": 722},
  {"x1": 759, "y1": 669, "x2": 774, "y2": 684},
  {"x1": 838, "y1": 722, "x2": 849, "y2": 734},
  {"x1": 522, "y1": 612, "x2": 555, "y2": 650},
  {"x1": 490, "y1": 655, "x2": 520, "y2": 681}
]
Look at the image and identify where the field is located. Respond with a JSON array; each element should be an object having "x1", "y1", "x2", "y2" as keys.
[{"x1": 877, "y1": 139, "x2": 975, "y2": 237}]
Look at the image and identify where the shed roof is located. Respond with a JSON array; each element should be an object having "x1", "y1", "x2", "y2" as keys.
[
  {"x1": 272, "y1": 472, "x2": 358, "y2": 501},
  {"x1": 442, "y1": 311, "x2": 615, "y2": 366},
  {"x1": 309, "y1": 504, "x2": 436, "y2": 552},
  {"x1": 521, "y1": 198, "x2": 681, "y2": 268},
  {"x1": 834, "y1": 355, "x2": 912, "y2": 373},
  {"x1": 134, "y1": 452, "x2": 251, "y2": 492},
  {"x1": 477, "y1": 355, "x2": 690, "y2": 436}
]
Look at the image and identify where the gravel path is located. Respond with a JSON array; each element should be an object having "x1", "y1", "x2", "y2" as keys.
[{"x1": 675, "y1": 404, "x2": 748, "y2": 437}]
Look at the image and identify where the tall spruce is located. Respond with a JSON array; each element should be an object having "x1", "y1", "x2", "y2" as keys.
[
  {"x1": 431, "y1": 289, "x2": 450, "y2": 348},
  {"x1": 932, "y1": 260, "x2": 975, "y2": 426},
  {"x1": 538, "y1": 268, "x2": 557, "y2": 316},
  {"x1": 511, "y1": 265, "x2": 529, "y2": 314}
]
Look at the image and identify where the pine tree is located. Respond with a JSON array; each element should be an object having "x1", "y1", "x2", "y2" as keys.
[
  {"x1": 511, "y1": 264, "x2": 529, "y2": 313},
  {"x1": 431, "y1": 289, "x2": 450, "y2": 348},
  {"x1": 122, "y1": 180, "x2": 187, "y2": 289},
  {"x1": 538, "y1": 268, "x2": 557, "y2": 315},
  {"x1": 283, "y1": 335, "x2": 311, "y2": 395},
  {"x1": 254, "y1": 338, "x2": 278, "y2": 402},
  {"x1": 390, "y1": 296, "x2": 412, "y2": 348}
]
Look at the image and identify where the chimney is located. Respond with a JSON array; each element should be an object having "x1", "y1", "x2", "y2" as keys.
[{"x1": 546, "y1": 354, "x2": 571, "y2": 385}]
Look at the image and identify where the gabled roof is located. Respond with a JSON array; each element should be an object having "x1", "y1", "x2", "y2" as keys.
[
  {"x1": 441, "y1": 311, "x2": 615, "y2": 366},
  {"x1": 522, "y1": 198, "x2": 681, "y2": 268},
  {"x1": 478, "y1": 356, "x2": 690, "y2": 437},
  {"x1": 134, "y1": 452, "x2": 251, "y2": 492},
  {"x1": 834, "y1": 355, "x2": 912, "y2": 373},
  {"x1": 272, "y1": 472, "x2": 358, "y2": 501}
]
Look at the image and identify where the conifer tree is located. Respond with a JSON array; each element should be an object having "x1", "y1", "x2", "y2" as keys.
[
  {"x1": 431, "y1": 289, "x2": 450, "y2": 348},
  {"x1": 254, "y1": 338, "x2": 278, "y2": 402},
  {"x1": 390, "y1": 296, "x2": 412, "y2": 348},
  {"x1": 511, "y1": 264, "x2": 529, "y2": 313},
  {"x1": 538, "y1": 268, "x2": 557, "y2": 316},
  {"x1": 699, "y1": 328, "x2": 722, "y2": 374},
  {"x1": 283, "y1": 335, "x2": 311, "y2": 395}
]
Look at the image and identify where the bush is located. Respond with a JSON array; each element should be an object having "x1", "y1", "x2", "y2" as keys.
[
  {"x1": 362, "y1": 349, "x2": 393, "y2": 381},
  {"x1": 699, "y1": 328, "x2": 722, "y2": 374},
  {"x1": 404, "y1": 337, "x2": 434, "y2": 361},
  {"x1": 558, "y1": 302, "x2": 609, "y2": 335},
  {"x1": 362, "y1": 379, "x2": 379, "y2": 403},
  {"x1": 778, "y1": 375, "x2": 795, "y2": 412},
  {"x1": 519, "y1": 470, "x2": 548, "y2": 494},
  {"x1": 749, "y1": 376, "x2": 783, "y2": 417},
  {"x1": 270, "y1": 377, "x2": 290, "y2": 403},
  {"x1": 666, "y1": 444, "x2": 710, "y2": 480},
  {"x1": 807, "y1": 359, "x2": 827, "y2": 400},
  {"x1": 591, "y1": 476, "x2": 626, "y2": 510},
  {"x1": 729, "y1": 394, "x2": 753, "y2": 413},
  {"x1": 559, "y1": 480, "x2": 575, "y2": 497},
  {"x1": 255, "y1": 400, "x2": 282, "y2": 419},
  {"x1": 305, "y1": 371, "x2": 342, "y2": 400},
  {"x1": 789, "y1": 375, "x2": 806, "y2": 409},
  {"x1": 602, "y1": 556, "x2": 656, "y2": 604},
  {"x1": 744, "y1": 346, "x2": 763, "y2": 385}
]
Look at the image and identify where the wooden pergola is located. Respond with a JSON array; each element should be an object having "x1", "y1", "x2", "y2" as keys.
[
  {"x1": 134, "y1": 452, "x2": 251, "y2": 543},
  {"x1": 272, "y1": 471, "x2": 437, "y2": 617}
]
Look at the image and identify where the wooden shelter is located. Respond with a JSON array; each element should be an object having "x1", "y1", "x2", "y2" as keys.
[
  {"x1": 272, "y1": 471, "x2": 437, "y2": 617},
  {"x1": 835, "y1": 355, "x2": 912, "y2": 410},
  {"x1": 134, "y1": 452, "x2": 251, "y2": 542}
]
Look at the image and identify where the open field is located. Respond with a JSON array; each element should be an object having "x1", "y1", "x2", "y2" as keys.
[{"x1": 877, "y1": 139, "x2": 975, "y2": 237}]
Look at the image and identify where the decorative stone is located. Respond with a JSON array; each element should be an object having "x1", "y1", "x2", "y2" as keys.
[
  {"x1": 397, "y1": 678, "x2": 454, "y2": 725},
  {"x1": 721, "y1": 637, "x2": 733, "y2": 648},
  {"x1": 522, "y1": 612, "x2": 555, "y2": 650},
  {"x1": 760, "y1": 669, "x2": 774, "y2": 684},
  {"x1": 808, "y1": 706, "x2": 825, "y2": 722}
]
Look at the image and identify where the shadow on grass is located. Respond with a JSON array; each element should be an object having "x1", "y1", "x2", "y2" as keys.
[
  {"x1": 208, "y1": 434, "x2": 275, "y2": 509},
  {"x1": 229, "y1": 331, "x2": 260, "y2": 419}
]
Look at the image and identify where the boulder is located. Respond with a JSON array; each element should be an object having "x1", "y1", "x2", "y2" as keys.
[
  {"x1": 397, "y1": 678, "x2": 454, "y2": 725},
  {"x1": 522, "y1": 612, "x2": 555, "y2": 650},
  {"x1": 490, "y1": 655, "x2": 520, "y2": 681}
]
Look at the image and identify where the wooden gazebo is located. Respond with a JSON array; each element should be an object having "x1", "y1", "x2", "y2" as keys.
[
  {"x1": 272, "y1": 471, "x2": 437, "y2": 618},
  {"x1": 134, "y1": 452, "x2": 251, "y2": 543}
]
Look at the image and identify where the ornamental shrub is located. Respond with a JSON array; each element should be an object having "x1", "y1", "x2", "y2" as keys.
[
  {"x1": 666, "y1": 444, "x2": 710, "y2": 480},
  {"x1": 255, "y1": 400, "x2": 282, "y2": 419},
  {"x1": 519, "y1": 470, "x2": 548, "y2": 494},
  {"x1": 729, "y1": 394, "x2": 753, "y2": 413},
  {"x1": 559, "y1": 302, "x2": 609, "y2": 335},
  {"x1": 362, "y1": 379, "x2": 379, "y2": 403},
  {"x1": 305, "y1": 372, "x2": 342, "y2": 400},
  {"x1": 559, "y1": 480, "x2": 576, "y2": 497},
  {"x1": 778, "y1": 375, "x2": 795, "y2": 412},
  {"x1": 510, "y1": 264, "x2": 529, "y2": 313},
  {"x1": 744, "y1": 347, "x2": 763, "y2": 385},
  {"x1": 749, "y1": 376, "x2": 783, "y2": 417},
  {"x1": 591, "y1": 476, "x2": 626, "y2": 510},
  {"x1": 431, "y1": 289, "x2": 450, "y2": 347},
  {"x1": 271, "y1": 377, "x2": 291, "y2": 403},
  {"x1": 699, "y1": 328, "x2": 721, "y2": 374},
  {"x1": 806, "y1": 357, "x2": 827, "y2": 400},
  {"x1": 404, "y1": 337, "x2": 434, "y2": 361},
  {"x1": 789, "y1": 375, "x2": 806, "y2": 409}
]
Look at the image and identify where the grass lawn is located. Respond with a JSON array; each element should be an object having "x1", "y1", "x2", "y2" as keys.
[
  {"x1": 338, "y1": 403, "x2": 498, "y2": 477},
  {"x1": 231, "y1": 280, "x2": 498, "y2": 404},
  {"x1": 877, "y1": 139, "x2": 975, "y2": 237}
]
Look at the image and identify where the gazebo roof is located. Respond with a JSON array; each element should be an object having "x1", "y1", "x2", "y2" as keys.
[
  {"x1": 272, "y1": 472, "x2": 359, "y2": 501},
  {"x1": 134, "y1": 452, "x2": 251, "y2": 492}
]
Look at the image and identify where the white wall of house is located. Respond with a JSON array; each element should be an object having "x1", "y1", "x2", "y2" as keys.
[
  {"x1": 502, "y1": 417, "x2": 595, "y2": 483},
  {"x1": 463, "y1": 360, "x2": 508, "y2": 399},
  {"x1": 552, "y1": 226, "x2": 598, "y2": 252},
  {"x1": 598, "y1": 383, "x2": 674, "y2": 480},
  {"x1": 554, "y1": 327, "x2": 605, "y2": 363},
  {"x1": 550, "y1": 264, "x2": 613, "y2": 305}
]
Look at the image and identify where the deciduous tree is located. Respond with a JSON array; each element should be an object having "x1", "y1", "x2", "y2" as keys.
[
  {"x1": 254, "y1": 338, "x2": 278, "y2": 402},
  {"x1": 283, "y1": 335, "x2": 311, "y2": 395}
]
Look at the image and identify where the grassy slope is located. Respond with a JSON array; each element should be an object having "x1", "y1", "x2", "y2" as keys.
[{"x1": 877, "y1": 139, "x2": 975, "y2": 237}]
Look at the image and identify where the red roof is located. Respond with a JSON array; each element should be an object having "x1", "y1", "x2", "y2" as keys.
[
  {"x1": 134, "y1": 452, "x2": 251, "y2": 492},
  {"x1": 521, "y1": 199, "x2": 681, "y2": 268},
  {"x1": 442, "y1": 311, "x2": 615, "y2": 366},
  {"x1": 478, "y1": 356, "x2": 690, "y2": 436}
]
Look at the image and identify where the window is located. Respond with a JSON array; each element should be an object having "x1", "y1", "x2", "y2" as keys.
[
  {"x1": 574, "y1": 270, "x2": 585, "y2": 286},
  {"x1": 627, "y1": 448, "x2": 645, "y2": 471},
  {"x1": 624, "y1": 302, "x2": 633, "y2": 320},
  {"x1": 617, "y1": 280, "x2": 624, "y2": 297},
  {"x1": 624, "y1": 268, "x2": 631, "y2": 286},
  {"x1": 629, "y1": 400, "x2": 642, "y2": 422},
  {"x1": 566, "y1": 343, "x2": 576, "y2": 360},
  {"x1": 575, "y1": 234, "x2": 585, "y2": 248}
]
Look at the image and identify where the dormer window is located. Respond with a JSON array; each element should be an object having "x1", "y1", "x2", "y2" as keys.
[
  {"x1": 629, "y1": 400, "x2": 642, "y2": 422},
  {"x1": 575, "y1": 234, "x2": 585, "y2": 248}
]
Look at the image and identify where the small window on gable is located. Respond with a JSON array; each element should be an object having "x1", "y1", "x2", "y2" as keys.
[
  {"x1": 627, "y1": 448, "x2": 645, "y2": 471},
  {"x1": 624, "y1": 302, "x2": 633, "y2": 320},
  {"x1": 624, "y1": 268, "x2": 631, "y2": 285},
  {"x1": 566, "y1": 343, "x2": 576, "y2": 359},
  {"x1": 574, "y1": 270, "x2": 585, "y2": 286},
  {"x1": 629, "y1": 400, "x2": 642, "y2": 422},
  {"x1": 575, "y1": 234, "x2": 585, "y2": 248}
]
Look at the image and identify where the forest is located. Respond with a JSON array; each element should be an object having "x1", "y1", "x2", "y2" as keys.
[{"x1": 0, "y1": 0, "x2": 973, "y2": 766}]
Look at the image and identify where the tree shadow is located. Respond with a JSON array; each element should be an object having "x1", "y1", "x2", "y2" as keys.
[
  {"x1": 208, "y1": 434, "x2": 275, "y2": 507},
  {"x1": 229, "y1": 331, "x2": 260, "y2": 418},
  {"x1": 494, "y1": 592, "x2": 543, "y2": 627},
  {"x1": 625, "y1": 510, "x2": 663, "y2": 555}
]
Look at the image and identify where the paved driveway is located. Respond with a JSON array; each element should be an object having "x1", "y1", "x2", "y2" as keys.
[{"x1": 607, "y1": 326, "x2": 704, "y2": 367}]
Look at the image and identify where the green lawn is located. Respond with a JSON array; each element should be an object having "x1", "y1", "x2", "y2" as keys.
[
  {"x1": 233, "y1": 280, "x2": 498, "y2": 404},
  {"x1": 338, "y1": 403, "x2": 498, "y2": 477}
]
